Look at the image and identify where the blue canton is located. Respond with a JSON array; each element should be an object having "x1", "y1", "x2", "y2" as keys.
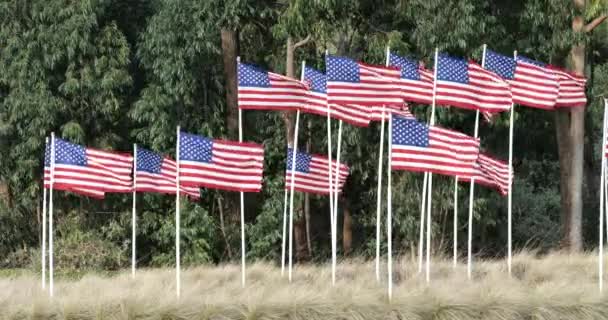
[
  {"x1": 304, "y1": 67, "x2": 327, "y2": 93},
  {"x1": 326, "y1": 55, "x2": 360, "y2": 83},
  {"x1": 286, "y1": 148, "x2": 312, "y2": 173},
  {"x1": 437, "y1": 54, "x2": 469, "y2": 83},
  {"x1": 137, "y1": 147, "x2": 163, "y2": 174},
  {"x1": 179, "y1": 132, "x2": 213, "y2": 163},
  {"x1": 485, "y1": 50, "x2": 516, "y2": 80},
  {"x1": 44, "y1": 141, "x2": 51, "y2": 167},
  {"x1": 516, "y1": 55, "x2": 545, "y2": 67},
  {"x1": 392, "y1": 116, "x2": 430, "y2": 147},
  {"x1": 238, "y1": 63, "x2": 270, "y2": 87},
  {"x1": 389, "y1": 53, "x2": 420, "y2": 80},
  {"x1": 54, "y1": 138, "x2": 87, "y2": 166}
]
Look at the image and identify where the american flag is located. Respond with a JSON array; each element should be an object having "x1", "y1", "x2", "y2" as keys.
[
  {"x1": 326, "y1": 55, "x2": 403, "y2": 107},
  {"x1": 303, "y1": 66, "x2": 371, "y2": 127},
  {"x1": 237, "y1": 62, "x2": 309, "y2": 111},
  {"x1": 46, "y1": 138, "x2": 133, "y2": 195},
  {"x1": 370, "y1": 104, "x2": 415, "y2": 122},
  {"x1": 484, "y1": 50, "x2": 559, "y2": 110},
  {"x1": 548, "y1": 65, "x2": 587, "y2": 107},
  {"x1": 178, "y1": 132, "x2": 264, "y2": 193},
  {"x1": 390, "y1": 115, "x2": 480, "y2": 177},
  {"x1": 459, "y1": 153, "x2": 511, "y2": 196},
  {"x1": 285, "y1": 148, "x2": 349, "y2": 195},
  {"x1": 135, "y1": 147, "x2": 200, "y2": 198},
  {"x1": 44, "y1": 139, "x2": 106, "y2": 198},
  {"x1": 388, "y1": 52, "x2": 434, "y2": 105},
  {"x1": 435, "y1": 53, "x2": 512, "y2": 113}
]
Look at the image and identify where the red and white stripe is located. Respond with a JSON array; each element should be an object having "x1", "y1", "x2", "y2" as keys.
[
  {"x1": 238, "y1": 70, "x2": 310, "y2": 111},
  {"x1": 44, "y1": 168, "x2": 105, "y2": 198},
  {"x1": 510, "y1": 60, "x2": 559, "y2": 110},
  {"x1": 327, "y1": 62, "x2": 403, "y2": 107},
  {"x1": 370, "y1": 104, "x2": 415, "y2": 122},
  {"x1": 52, "y1": 148, "x2": 133, "y2": 194},
  {"x1": 460, "y1": 153, "x2": 511, "y2": 196},
  {"x1": 391, "y1": 126, "x2": 480, "y2": 177},
  {"x1": 396, "y1": 67, "x2": 434, "y2": 104},
  {"x1": 179, "y1": 140, "x2": 264, "y2": 193},
  {"x1": 136, "y1": 157, "x2": 200, "y2": 198},
  {"x1": 548, "y1": 66, "x2": 587, "y2": 107},
  {"x1": 305, "y1": 89, "x2": 371, "y2": 127},
  {"x1": 285, "y1": 154, "x2": 349, "y2": 195},
  {"x1": 436, "y1": 61, "x2": 512, "y2": 113}
]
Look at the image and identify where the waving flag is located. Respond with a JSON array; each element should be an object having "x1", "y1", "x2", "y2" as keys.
[
  {"x1": 388, "y1": 52, "x2": 434, "y2": 105},
  {"x1": 435, "y1": 53, "x2": 512, "y2": 113},
  {"x1": 484, "y1": 50, "x2": 559, "y2": 110},
  {"x1": 390, "y1": 115, "x2": 480, "y2": 177},
  {"x1": 44, "y1": 139, "x2": 105, "y2": 198},
  {"x1": 285, "y1": 148, "x2": 349, "y2": 195},
  {"x1": 178, "y1": 132, "x2": 264, "y2": 192},
  {"x1": 303, "y1": 66, "x2": 371, "y2": 127},
  {"x1": 135, "y1": 147, "x2": 200, "y2": 198},
  {"x1": 548, "y1": 65, "x2": 587, "y2": 107},
  {"x1": 326, "y1": 55, "x2": 403, "y2": 107},
  {"x1": 460, "y1": 153, "x2": 511, "y2": 196},
  {"x1": 237, "y1": 62, "x2": 309, "y2": 111},
  {"x1": 47, "y1": 138, "x2": 132, "y2": 195}
]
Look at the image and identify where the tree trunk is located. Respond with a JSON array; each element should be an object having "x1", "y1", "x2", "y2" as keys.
[
  {"x1": 284, "y1": 36, "x2": 310, "y2": 261},
  {"x1": 221, "y1": 28, "x2": 241, "y2": 223},
  {"x1": 556, "y1": 1, "x2": 588, "y2": 251},
  {"x1": 342, "y1": 195, "x2": 353, "y2": 255}
]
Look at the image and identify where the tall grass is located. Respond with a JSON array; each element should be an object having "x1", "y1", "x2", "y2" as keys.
[{"x1": 1, "y1": 251, "x2": 608, "y2": 319}]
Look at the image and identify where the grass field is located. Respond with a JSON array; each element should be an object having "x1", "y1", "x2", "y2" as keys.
[{"x1": 1, "y1": 251, "x2": 608, "y2": 319}]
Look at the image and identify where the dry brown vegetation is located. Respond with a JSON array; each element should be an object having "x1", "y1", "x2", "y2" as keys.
[{"x1": 1, "y1": 251, "x2": 608, "y2": 319}]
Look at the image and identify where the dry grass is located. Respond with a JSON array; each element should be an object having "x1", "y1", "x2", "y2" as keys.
[{"x1": 1, "y1": 251, "x2": 608, "y2": 319}]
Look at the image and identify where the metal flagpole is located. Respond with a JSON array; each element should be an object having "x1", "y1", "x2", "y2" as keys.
[
  {"x1": 281, "y1": 189, "x2": 288, "y2": 276},
  {"x1": 42, "y1": 137, "x2": 48, "y2": 289},
  {"x1": 466, "y1": 44, "x2": 486, "y2": 280},
  {"x1": 49, "y1": 132, "x2": 55, "y2": 297},
  {"x1": 453, "y1": 177, "x2": 458, "y2": 267},
  {"x1": 287, "y1": 112, "x2": 302, "y2": 282},
  {"x1": 387, "y1": 112, "x2": 393, "y2": 300},
  {"x1": 175, "y1": 126, "x2": 181, "y2": 297},
  {"x1": 239, "y1": 108, "x2": 246, "y2": 287},
  {"x1": 332, "y1": 119, "x2": 342, "y2": 285},
  {"x1": 507, "y1": 50, "x2": 518, "y2": 276},
  {"x1": 467, "y1": 110, "x2": 480, "y2": 280},
  {"x1": 425, "y1": 48, "x2": 439, "y2": 283},
  {"x1": 287, "y1": 61, "x2": 305, "y2": 282},
  {"x1": 599, "y1": 98, "x2": 608, "y2": 292},
  {"x1": 418, "y1": 172, "x2": 428, "y2": 273},
  {"x1": 325, "y1": 50, "x2": 336, "y2": 285},
  {"x1": 132, "y1": 144, "x2": 137, "y2": 278},
  {"x1": 375, "y1": 46, "x2": 390, "y2": 281}
]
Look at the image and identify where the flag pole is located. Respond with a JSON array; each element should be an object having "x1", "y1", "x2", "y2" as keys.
[
  {"x1": 418, "y1": 172, "x2": 428, "y2": 273},
  {"x1": 49, "y1": 132, "x2": 55, "y2": 297},
  {"x1": 453, "y1": 176, "x2": 458, "y2": 267},
  {"x1": 281, "y1": 189, "x2": 288, "y2": 276},
  {"x1": 42, "y1": 137, "x2": 48, "y2": 290},
  {"x1": 332, "y1": 118, "x2": 342, "y2": 286},
  {"x1": 376, "y1": 46, "x2": 390, "y2": 282},
  {"x1": 387, "y1": 112, "x2": 393, "y2": 300},
  {"x1": 599, "y1": 98, "x2": 608, "y2": 292},
  {"x1": 175, "y1": 126, "x2": 181, "y2": 297},
  {"x1": 466, "y1": 44, "x2": 486, "y2": 280},
  {"x1": 239, "y1": 107, "x2": 246, "y2": 287},
  {"x1": 507, "y1": 50, "x2": 517, "y2": 276},
  {"x1": 425, "y1": 48, "x2": 439, "y2": 283},
  {"x1": 132, "y1": 143, "x2": 137, "y2": 278},
  {"x1": 325, "y1": 50, "x2": 336, "y2": 285},
  {"x1": 287, "y1": 61, "x2": 305, "y2": 282}
]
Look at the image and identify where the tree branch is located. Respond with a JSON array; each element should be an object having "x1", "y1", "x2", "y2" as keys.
[
  {"x1": 293, "y1": 35, "x2": 311, "y2": 49},
  {"x1": 584, "y1": 15, "x2": 607, "y2": 33}
]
